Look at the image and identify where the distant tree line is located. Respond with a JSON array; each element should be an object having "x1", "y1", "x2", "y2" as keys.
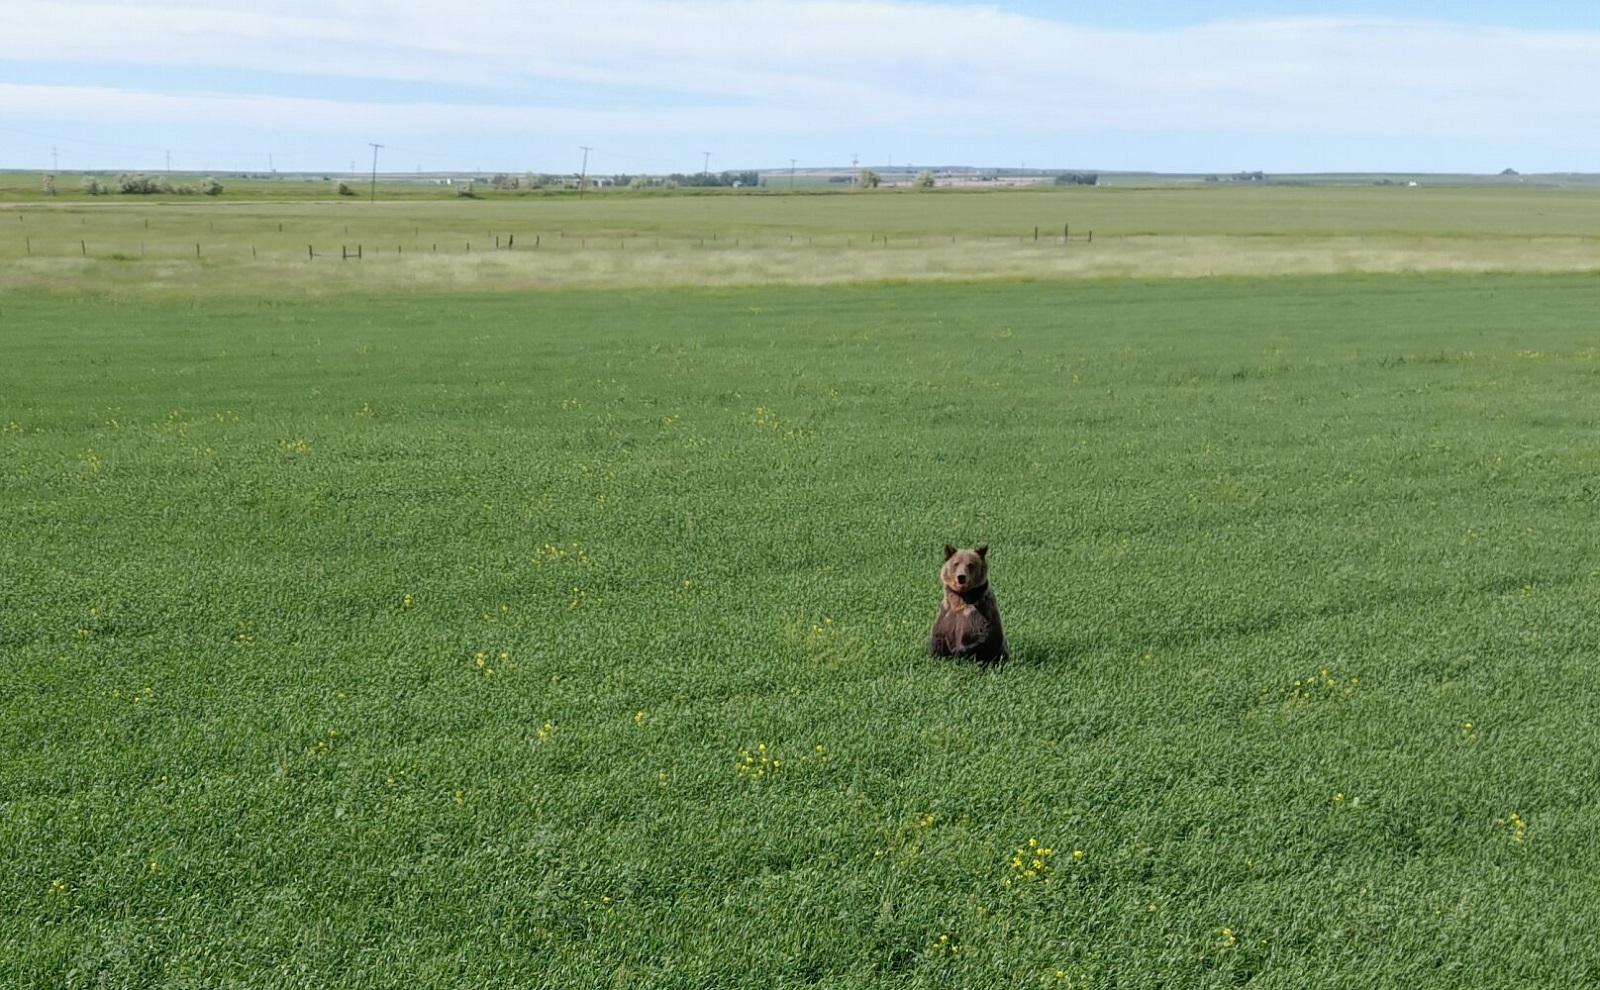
[
  {"x1": 1054, "y1": 173, "x2": 1100, "y2": 186},
  {"x1": 659, "y1": 171, "x2": 762, "y2": 188},
  {"x1": 81, "y1": 174, "x2": 223, "y2": 196},
  {"x1": 468, "y1": 171, "x2": 761, "y2": 192},
  {"x1": 1205, "y1": 171, "x2": 1267, "y2": 183}
]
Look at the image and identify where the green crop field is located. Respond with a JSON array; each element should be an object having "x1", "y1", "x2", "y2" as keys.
[{"x1": 4, "y1": 184, "x2": 1600, "y2": 987}]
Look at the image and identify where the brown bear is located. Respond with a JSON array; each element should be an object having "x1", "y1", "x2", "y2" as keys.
[{"x1": 929, "y1": 544, "x2": 1009, "y2": 665}]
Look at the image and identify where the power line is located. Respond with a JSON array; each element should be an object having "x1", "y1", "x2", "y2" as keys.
[{"x1": 368, "y1": 142, "x2": 383, "y2": 203}]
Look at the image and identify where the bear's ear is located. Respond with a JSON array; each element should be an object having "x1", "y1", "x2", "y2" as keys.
[
  {"x1": 943, "y1": 544, "x2": 957, "y2": 560},
  {"x1": 976, "y1": 544, "x2": 989, "y2": 558}
]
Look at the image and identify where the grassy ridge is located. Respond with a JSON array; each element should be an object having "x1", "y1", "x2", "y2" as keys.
[
  {"x1": 5, "y1": 185, "x2": 1600, "y2": 294},
  {"x1": 4, "y1": 274, "x2": 1600, "y2": 986},
  {"x1": 13, "y1": 181, "x2": 1600, "y2": 235}
]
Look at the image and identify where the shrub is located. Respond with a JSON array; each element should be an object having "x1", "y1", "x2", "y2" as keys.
[
  {"x1": 914, "y1": 170, "x2": 936, "y2": 189},
  {"x1": 337, "y1": 182, "x2": 357, "y2": 196},
  {"x1": 117, "y1": 173, "x2": 164, "y2": 195},
  {"x1": 202, "y1": 178, "x2": 223, "y2": 197},
  {"x1": 82, "y1": 176, "x2": 110, "y2": 196}
]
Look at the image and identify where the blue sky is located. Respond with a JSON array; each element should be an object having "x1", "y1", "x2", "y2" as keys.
[
  {"x1": 2, "y1": 1, "x2": 1597, "y2": 175},
  {"x1": 993, "y1": 1, "x2": 1600, "y2": 30}
]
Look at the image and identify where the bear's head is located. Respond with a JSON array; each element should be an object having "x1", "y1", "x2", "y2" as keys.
[{"x1": 941, "y1": 544, "x2": 989, "y2": 594}]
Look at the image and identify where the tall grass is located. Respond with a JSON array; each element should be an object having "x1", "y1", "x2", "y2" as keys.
[{"x1": 4, "y1": 275, "x2": 1600, "y2": 986}]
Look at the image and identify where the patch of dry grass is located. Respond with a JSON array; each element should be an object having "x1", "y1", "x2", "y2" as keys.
[
  {"x1": 3, "y1": 185, "x2": 1599, "y2": 296},
  {"x1": 4, "y1": 233, "x2": 1597, "y2": 296}
]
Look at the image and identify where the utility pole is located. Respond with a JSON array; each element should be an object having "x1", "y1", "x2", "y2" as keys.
[
  {"x1": 368, "y1": 143, "x2": 383, "y2": 203},
  {"x1": 789, "y1": 159, "x2": 797, "y2": 188},
  {"x1": 578, "y1": 146, "x2": 592, "y2": 198},
  {"x1": 702, "y1": 151, "x2": 711, "y2": 176},
  {"x1": 166, "y1": 151, "x2": 172, "y2": 174}
]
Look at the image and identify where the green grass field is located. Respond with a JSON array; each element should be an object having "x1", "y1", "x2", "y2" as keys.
[{"x1": 5, "y1": 185, "x2": 1600, "y2": 987}]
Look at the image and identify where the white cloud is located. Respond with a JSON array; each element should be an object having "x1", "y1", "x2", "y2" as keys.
[
  {"x1": 0, "y1": 82, "x2": 789, "y2": 135},
  {"x1": 3, "y1": 2, "x2": 1599, "y2": 166}
]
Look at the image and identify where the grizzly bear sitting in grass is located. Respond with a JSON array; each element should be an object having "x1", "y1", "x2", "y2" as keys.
[{"x1": 929, "y1": 544, "x2": 1009, "y2": 666}]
